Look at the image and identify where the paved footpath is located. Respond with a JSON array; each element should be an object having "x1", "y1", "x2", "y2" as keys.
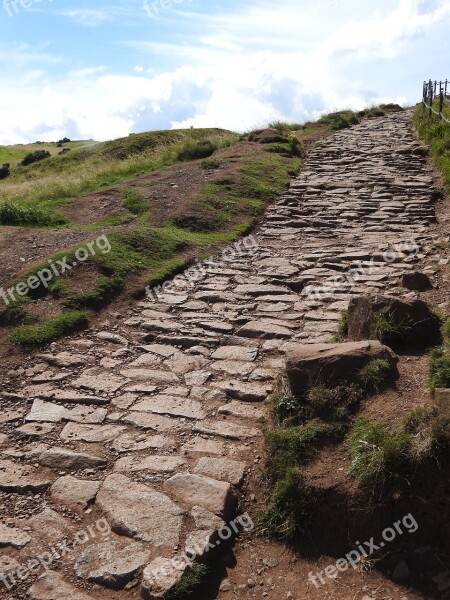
[{"x1": 0, "y1": 110, "x2": 443, "y2": 599}]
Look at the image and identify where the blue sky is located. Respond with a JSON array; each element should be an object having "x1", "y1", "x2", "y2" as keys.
[{"x1": 0, "y1": 0, "x2": 449, "y2": 144}]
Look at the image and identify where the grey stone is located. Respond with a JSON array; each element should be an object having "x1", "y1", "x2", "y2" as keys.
[
  {"x1": 141, "y1": 557, "x2": 186, "y2": 599},
  {"x1": 39, "y1": 448, "x2": 106, "y2": 470},
  {"x1": 28, "y1": 571, "x2": 92, "y2": 600},
  {"x1": 131, "y1": 395, "x2": 206, "y2": 420},
  {"x1": 212, "y1": 380, "x2": 272, "y2": 402},
  {"x1": 194, "y1": 457, "x2": 246, "y2": 486},
  {"x1": 0, "y1": 459, "x2": 53, "y2": 493},
  {"x1": 50, "y1": 475, "x2": 101, "y2": 509},
  {"x1": 0, "y1": 523, "x2": 31, "y2": 548},
  {"x1": 75, "y1": 539, "x2": 152, "y2": 588},
  {"x1": 72, "y1": 373, "x2": 127, "y2": 393},
  {"x1": 96, "y1": 474, "x2": 184, "y2": 547},
  {"x1": 164, "y1": 473, "x2": 235, "y2": 518},
  {"x1": 193, "y1": 420, "x2": 261, "y2": 440},
  {"x1": 113, "y1": 455, "x2": 186, "y2": 473},
  {"x1": 237, "y1": 320, "x2": 292, "y2": 339},
  {"x1": 26, "y1": 399, "x2": 107, "y2": 424},
  {"x1": 60, "y1": 423, "x2": 125, "y2": 443},
  {"x1": 286, "y1": 340, "x2": 398, "y2": 396}
]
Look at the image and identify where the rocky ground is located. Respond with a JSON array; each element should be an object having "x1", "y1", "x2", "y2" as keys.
[{"x1": 0, "y1": 109, "x2": 448, "y2": 600}]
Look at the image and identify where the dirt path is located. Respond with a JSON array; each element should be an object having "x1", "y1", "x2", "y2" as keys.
[{"x1": 0, "y1": 110, "x2": 447, "y2": 600}]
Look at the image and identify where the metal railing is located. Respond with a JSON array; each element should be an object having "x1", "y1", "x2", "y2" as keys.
[{"x1": 423, "y1": 79, "x2": 450, "y2": 124}]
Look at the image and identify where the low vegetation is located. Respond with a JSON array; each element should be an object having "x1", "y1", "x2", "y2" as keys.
[
  {"x1": 165, "y1": 563, "x2": 209, "y2": 600},
  {"x1": 11, "y1": 310, "x2": 88, "y2": 346},
  {"x1": 371, "y1": 310, "x2": 411, "y2": 345},
  {"x1": 0, "y1": 200, "x2": 66, "y2": 227},
  {"x1": 428, "y1": 318, "x2": 450, "y2": 390},
  {"x1": 413, "y1": 101, "x2": 450, "y2": 191}
]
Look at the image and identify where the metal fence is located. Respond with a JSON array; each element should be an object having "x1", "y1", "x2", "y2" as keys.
[{"x1": 422, "y1": 79, "x2": 450, "y2": 124}]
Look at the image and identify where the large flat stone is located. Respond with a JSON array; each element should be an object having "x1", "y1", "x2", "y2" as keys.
[
  {"x1": 165, "y1": 473, "x2": 235, "y2": 518},
  {"x1": 237, "y1": 320, "x2": 292, "y2": 339},
  {"x1": 0, "y1": 523, "x2": 31, "y2": 548},
  {"x1": 26, "y1": 399, "x2": 107, "y2": 424},
  {"x1": 211, "y1": 346, "x2": 258, "y2": 361},
  {"x1": 194, "y1": 457, "x2": 246, "y2": 486},
  {"x1": 28, "y1": 571, "x2": 92, "y2": 600},
  {"x1": 51, "y1": 475, "x2": 101, "y2": 509},
  {"x1": 123, "y1": 412, "x2": 180, "y2": 433},
  {"x1": 96, "y1": 474, "x2": 184, "y2": 547},
  {"x1": 141, "y1": 557, "x2": 186, "y2": 600},
  {"x1": 120, "y1": 369, "x2": 179, "y2": 384},
  {"x1": 212, "y1": 380, "x2": 272, "y2": 402},
  {"x1": 285, "y1": 340, "x2": 398, "y2": 396},
  {"x1": 113, "y1": 455, "x2": 186, "y2": 473},
  {"x1": 193, "y1": 420, "x2": 261, "y2": 440},
  {"x1": 218, "y1": 401, "x2": 266, "y2": 420},
  {"x1": 39, "y1": 448, "x2": 106, "y2": 470},
  {"x1": 0, "y1": 459, "x2": 53, "y2": 493},
  {"x1": 75, "y1": 538, "x2": 152, "y2": 589},
  {"x1": 72, "y1": 373, "x2": 127, "y2": 394},
  {"x1": 60, "y1": 423, "x2": 126, "y2": 443},
  {"x1": 131, "y1": 396, "x2": 206, "y2": 420}
]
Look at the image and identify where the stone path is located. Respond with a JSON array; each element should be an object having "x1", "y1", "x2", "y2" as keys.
[{"x1": 0, "y1": 110, "x2": 444, "y2": 599}]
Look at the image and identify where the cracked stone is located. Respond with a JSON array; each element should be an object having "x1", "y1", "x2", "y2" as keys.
[
  {"x1": 0, "y1": 459, "x2": 53, "y2": 493},
  {"x1": 194, "y1": 457, "x2": 246, "y2": 486},
  {"x1": 131, "y1": 395, "x2": 206, "y2": 420},
  {"x1": 113, "y1": 455, "x2": 186, "y2": 473},
  {"x1": 51, "y1": 475, "x2": 101, "y2": 509},
  {"x1": 0, "y1": 523, "x2": 31, "y2": 549},
  {"x1": 39, "y1": 448, "x2": 107, "y2": 470},
  {"x1": 164, "y1": 473, "x2": 235, "y2": 518},
  {"x1": 96, "y1": 474, "x2": 184, "y2": 547}
]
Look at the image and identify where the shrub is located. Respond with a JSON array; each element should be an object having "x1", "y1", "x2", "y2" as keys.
[
  {"x1": 11, "y1": 311, "x2": 88, "y2": 346},
  {"x1": 318, "y1": 111, "x2": 360, "y2": 131},
  {"x1": 0, "y1": 163, "x2": 10, "y2": 180},
  {"x1": 20, "y1": 150, "x2": 51, "y2": 166},
  {"x1": 176, "y1": 140, "x2": 217, "y2": 161},
  {"x1": 358, "y1": 359, "x2": 392, "y2": 392},
  {"x1": 333, "y1": 310, "x2": 348, "y2": 342},
  {"x1": 348, "y1": 418, "x2": 412, "y2": 497}
]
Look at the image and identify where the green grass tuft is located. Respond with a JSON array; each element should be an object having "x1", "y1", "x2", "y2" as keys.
[
  {"x1": 122, "y1": 189, "x2": 148, "y2": 216},
  {"x1": 372, "y1": 311, "x2": 411, "y2": 345},
  {"x1": 358, "y1": 359, "x2": 392, "y2": 392},
  {"x1": 348, "y1": 417, "x2": 412, "y2": 497},
  {"x1": 428, "y1": 346, "x2": 450, "y2": 390},
  {"x1": 164, "y1": 563, "x2": 209, "y2": 600},
  {"x1": 0, "y1": 201, "x2": 67, "y2": 227},
  {"x1": 11, "y1": 310, "x2": 88, "y2": 346}
]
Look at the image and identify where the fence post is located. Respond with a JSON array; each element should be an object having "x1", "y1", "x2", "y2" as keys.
[{"x1": 440, "y1": 82, "x2": 444, "y2": 118}]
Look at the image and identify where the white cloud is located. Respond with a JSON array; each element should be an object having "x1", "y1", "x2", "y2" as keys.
[
  {"x1": 1, "y1": 0, "x2": 449, "y2": 143},
  {"x1": 59, "y1": 9, "x2": 111, "y2": 27}
]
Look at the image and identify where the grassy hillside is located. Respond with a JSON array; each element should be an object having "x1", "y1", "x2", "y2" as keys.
[
  {"x1": 413, "y1": 101, "x2": 450, "y2": 190},
  {"x1": 0, "y1": 140, "x2": 97, "y2": 168}
]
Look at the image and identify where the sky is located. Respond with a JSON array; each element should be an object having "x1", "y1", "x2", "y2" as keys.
[{"x1": 0, "y1": 0, "x2": 449, "y2": 144}]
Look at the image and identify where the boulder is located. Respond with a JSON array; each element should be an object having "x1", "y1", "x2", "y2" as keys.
[
  {"x1": 286, "y1": 340, "x2": 398, "y2": 396},
  {"x1": 347, "y1": 295, "x2": 441, "y2": 348},
  {"x1": 248, "y1": 128, "x2": 289, "y2": 144},
  {"x1": 400, "y1": 271, "x2": 433, "y2": 292}
]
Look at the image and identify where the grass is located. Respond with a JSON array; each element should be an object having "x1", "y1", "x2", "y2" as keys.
[
  {"x1": 332, "y1": 310, "x2": 349, "y2": 342},
  {"x1": 122, "y1": 189, "x2": 148, "y2": 216},
  {"x1": 0, "y1": 129, "x2": 238, "y2": 213},
  {"x1": 11, "y1": 310, "x2": 88, "y2": 346},
  {"x1": 413, "y1": 102, "x2": 450, "y2": 192},
  {"x1": 0, "y1": 201, "x2": 67, "y2": 227},
  {"x1": 348, "y1": 417, "x2": 413, "y2": 497},
  {"x1": 318, "y1": 110, "x2": 360, "y2": 130},
  {"x1": 372, "y1": 311, "x2": 411, "y2": 345},
  {"x1": 428, "y1": 318, "x2": 450, "y2": 390},
  {"x1": 405, "y1": 404, "x2": 450, "y2": 460},
  {"x1": 260, "y1": 420, "x2": 346, "y2": 540},
  {"x1": 306, "y1": 383, "x2": 363, "y2": 421},
  {"x1": 173, "y1": 152, "x2": 301, "y2": 233},
  {"x1": 164, "y1": 563, "x2": 209, "y2": 600},
  {"x1": 358, "y1": 359, "x2": 392, "y2": 393}
]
